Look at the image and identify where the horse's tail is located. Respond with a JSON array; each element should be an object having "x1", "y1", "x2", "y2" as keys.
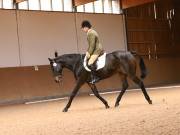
[
  {"x1": 131, "y1": 51, "x2": 147, "y2": 79},
  {"x1": 55, "y1": 51, "x2": 58, "y2": 57}
]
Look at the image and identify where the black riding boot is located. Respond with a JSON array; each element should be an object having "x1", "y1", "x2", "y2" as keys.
[{"x1": 89, "y1": 64, "x2": 100, "y2": 84}]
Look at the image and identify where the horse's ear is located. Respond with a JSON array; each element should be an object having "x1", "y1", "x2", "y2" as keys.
[
  {"x1": 55, "y1": 51, "x2": 58, "y2": 58},
  {"x1": 48, "y1": 58, "x2": 53, "y2": 62}
]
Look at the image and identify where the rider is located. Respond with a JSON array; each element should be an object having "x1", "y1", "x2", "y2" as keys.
[{"x1": 81, "y1": 20, "x2": 104, "y2": 84}]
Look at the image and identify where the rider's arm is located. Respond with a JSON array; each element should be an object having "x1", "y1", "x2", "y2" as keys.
[{"x1": 87, "y1": 32, "x2": 96, "y2": 56}]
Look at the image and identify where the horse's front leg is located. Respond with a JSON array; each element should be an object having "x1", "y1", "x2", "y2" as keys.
[
  {"x1": 63, "y1": 79, "x2": 84, "y2": 112},
  {"x1": 88, "y1": 83, "x2": 110, "y2": 109}
]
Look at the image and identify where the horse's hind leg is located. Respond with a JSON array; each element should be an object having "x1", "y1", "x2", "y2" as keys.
[
  {"x1": 131, "y1": 76, "x2": 152, "y2": 104},
  {"x1": 115, "y1": 75, "x2": 129, "y2": 107},
  {"x1": 88, "y1": 84, "x2": 110, "y2": 109}
]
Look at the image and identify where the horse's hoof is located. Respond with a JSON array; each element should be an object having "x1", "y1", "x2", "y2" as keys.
[
  {"x1": 148, "y1": 100, "x2": 152, "y2": 104},
  {"x1": 106, "y1": 105, "x2": 110, "y2": 109},
  {"x1": 115, "y1": 103, "x2": 119, "y2": 107},
  {"x1": 62, "y1": 108, "x2": 68, "y2": 112}
]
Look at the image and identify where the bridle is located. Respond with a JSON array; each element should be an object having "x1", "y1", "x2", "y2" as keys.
[{"x1": 52, "y1": 61, "x2": 63, "y2": 84}]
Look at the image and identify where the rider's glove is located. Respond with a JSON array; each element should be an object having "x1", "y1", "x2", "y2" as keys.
[{"x1": 86, "y1": 52, "x2": 90, "y2": 59}]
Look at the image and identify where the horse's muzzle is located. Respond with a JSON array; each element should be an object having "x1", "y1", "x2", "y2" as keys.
[{"x1": 54, "y1": 75, "x2": 62, "y2": 83}]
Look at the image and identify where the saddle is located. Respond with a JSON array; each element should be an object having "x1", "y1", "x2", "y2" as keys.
[{"x1": 83, "y1": 52, "x2": 106, "y2": 72}]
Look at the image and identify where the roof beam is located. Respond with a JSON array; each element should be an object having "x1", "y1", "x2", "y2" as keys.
[
  {"x1": 122, "y1": 0, "x2": 155, "y2": 9},
  {"x1": 14, "y1": 0, "x2": 26, "y2": 3},
  {"x1": 74, "y1": 0, "x2": 96, "y2": 6}
]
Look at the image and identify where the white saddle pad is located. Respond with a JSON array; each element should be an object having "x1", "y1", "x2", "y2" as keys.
[{"x1": 83, "y1": 53, "x2": 106, "y2": 72}]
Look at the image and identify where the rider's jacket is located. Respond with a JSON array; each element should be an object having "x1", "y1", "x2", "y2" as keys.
[{"x1": 87, "y1": 29, "x2": 103, "y2": 56}]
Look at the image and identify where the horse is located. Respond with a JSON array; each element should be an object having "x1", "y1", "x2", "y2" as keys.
[{"x1": 48, "y1": 50, "x2": 152, "y2": 112}]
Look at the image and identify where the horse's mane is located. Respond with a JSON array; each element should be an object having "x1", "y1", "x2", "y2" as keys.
[{"x1": 54, "y1": 53, "x2": 85, "y2": 62}]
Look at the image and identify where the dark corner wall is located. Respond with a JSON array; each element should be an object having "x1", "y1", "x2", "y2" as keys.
[{"x1": 124, "y1": 0, "x2": 180, "y2": 87}]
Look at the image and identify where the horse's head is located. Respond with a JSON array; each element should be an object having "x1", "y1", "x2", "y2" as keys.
[
  {"x1": 48, "y1": 52, "x2": 64, "y2": 83},
  {"x1": 49, "y1": 52, "x2": 81, "y2": 83}
]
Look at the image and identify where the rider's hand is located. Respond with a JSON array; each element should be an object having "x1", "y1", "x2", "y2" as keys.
[{"x1": 86, "y1": 52, "x2": 90, "y2": 59}]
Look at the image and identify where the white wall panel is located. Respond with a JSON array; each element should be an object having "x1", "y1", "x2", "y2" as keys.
[
  {"x1": 0, "y1": 10, "x2": 20, "y2": 67},
  {"x1": 18, "y1": 11, "x2": 78, "y2": 66},
  {"x1": 0, "y1": 10, "x2": 126, "y2": 67}
]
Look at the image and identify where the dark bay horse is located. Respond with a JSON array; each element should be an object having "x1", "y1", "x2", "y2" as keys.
[{"x1": 48, "y1": 50, "x2": 152, "y2": 112}]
